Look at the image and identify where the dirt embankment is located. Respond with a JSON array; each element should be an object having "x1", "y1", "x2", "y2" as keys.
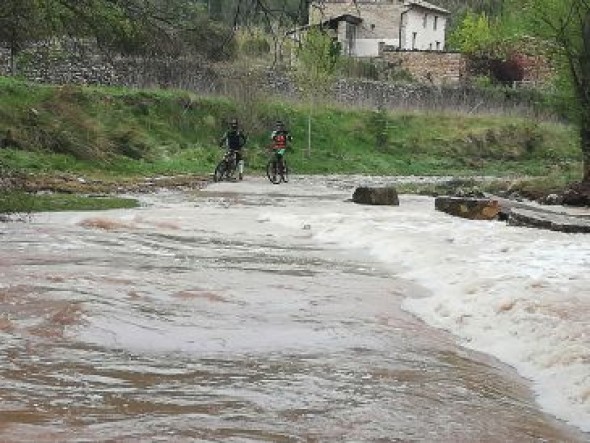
[{"x1": 1, "y1": 172, "x2": 210, "y2": 194}]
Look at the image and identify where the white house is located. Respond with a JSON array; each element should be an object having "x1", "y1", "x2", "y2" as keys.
[
  {"x1": 400, "y1": 0, "x2": 449, "y2": 52},
  {"x1": 298, "y1": 0, "x2": 450, "y2": 57}
]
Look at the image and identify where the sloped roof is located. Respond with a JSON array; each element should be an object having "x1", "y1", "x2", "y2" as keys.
[
  {"x1": 323, "y1": 13, "x2": 363, "y2": 26},
  {"x1": 406, "y1": 0, "x2": 450, "y2": 15},
  {"x1": 286, "y1": 14, "x2": 363, "y2": 36}
]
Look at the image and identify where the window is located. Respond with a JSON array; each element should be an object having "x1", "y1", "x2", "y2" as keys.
[
  {"x1": 434, "y1": 16, "x2": 438, "y2": 30},
  {"x1": 412, "y1": 32, "x2": 417, "y2": 49},
  {"x1": 436, "y1": 41, "x2": 441, "y2": 50},
  {"x1": 345, "y1": 23, "x2": 356, "y2": 55},
  {"x1": 370, "y1": 23, "x2": 375, "y2": 31},
  {"x1": 429, "y1": 43, "x2": 433, "y2": 50},
  {"x1": 423, "y1": 14, "x2": 428, "y2": 28}
]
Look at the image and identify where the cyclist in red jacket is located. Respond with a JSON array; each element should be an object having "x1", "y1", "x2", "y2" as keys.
[{"x1": 270, "y1": 120, "x2": 292, "y2": 173}]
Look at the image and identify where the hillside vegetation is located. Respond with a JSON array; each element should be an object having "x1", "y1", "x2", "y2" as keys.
[{"x1": 0, "y1": 78, "x2": 581, "y2": 183}]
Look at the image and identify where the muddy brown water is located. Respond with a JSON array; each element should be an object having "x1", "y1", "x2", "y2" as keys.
[{"x1": 0, "y1": 177, "x2": 587, "y2": 442}]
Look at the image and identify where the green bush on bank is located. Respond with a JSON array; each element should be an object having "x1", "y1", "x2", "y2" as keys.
[{"x1": 0, "y1": 77, "x2": 582, "y2": 180}]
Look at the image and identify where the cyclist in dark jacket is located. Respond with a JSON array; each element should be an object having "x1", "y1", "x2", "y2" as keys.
[{"x1": 219, "y1": 118, "x2": 247, "y2": 180}]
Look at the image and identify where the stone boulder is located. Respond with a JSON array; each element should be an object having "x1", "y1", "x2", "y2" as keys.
[
  {"x1": 435, "y1": 196, "x2": 501, "y2": 220},
  {"x1": 352, "y1": 186, "x2": 399, "y2": 206},
  {"x1": 508, "y1": 208, "x2": 590, "y2": 233},
  {"x1": 561, "y1": 181, "x2": 590, "y2": 206}
]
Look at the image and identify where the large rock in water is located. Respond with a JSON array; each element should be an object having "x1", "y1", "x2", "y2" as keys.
[
  {"x1": 561, "y1": 181, "x2": 590, "y2": 206},
  {"x1": 435, "y1": 196, "x2": 501, "y2": 220},
  {"x1": 508, "y1": 208, "x2": 590, "y2": 233},
  {"x1": 352, "y1": 186, "x2": 399, "y2": 206}
]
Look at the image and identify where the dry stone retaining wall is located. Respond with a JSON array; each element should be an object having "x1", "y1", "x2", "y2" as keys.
[
  {"x1": 382, "y1": 50, "x2": 466, "y2": 85},
  {"x1": 0, "y1": 40, "x2": 548, "y2": 115},
  {"x1": 382, "y1": 49, "x2": 553, "y2": 86}
]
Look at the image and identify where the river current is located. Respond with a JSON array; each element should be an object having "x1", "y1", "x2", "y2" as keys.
[{"x1": 0, "y1": 175, "x2": 588, "y2": 442}]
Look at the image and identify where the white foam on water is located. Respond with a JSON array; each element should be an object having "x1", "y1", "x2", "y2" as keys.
[{"x1": 264, "y1": 195, "x2": 590, "y2": 432}]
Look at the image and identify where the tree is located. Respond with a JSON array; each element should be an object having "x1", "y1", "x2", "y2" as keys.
[
  {"x1": 517, "y1": 0, "x2": 590, "y2": 186},
  {"x1": 51, "y1": 0, "x2": 201, "y2": 56},
  {"x1": 0, "y1": 0, "x2": 238, "y2": 61},
  {"x1": 447, "y1": 11, "x2": 495, "y2": 54},
  {"x1": 202, "y1": 0, "x2": 311, "y2": 26},
  {"x1": 0, "y1": 0, "x2": 51, "y2": 75},
  {"x1": 0, "y1": 1, "x2": 337, "y2": 65},
  {"x1": 294, "y1": 27, "x2": 339, "y2": 157}
]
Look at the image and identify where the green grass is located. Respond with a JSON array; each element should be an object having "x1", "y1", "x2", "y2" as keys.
[
  {"x1": 30, "y1": 195, "x2": 139, "y2": 212},
  {"x1": 0, "y1": 191, "x2": 139, "y2": 215},
  {"x1": 0, "y1": 76, "x2": 583, "y2": 183}
]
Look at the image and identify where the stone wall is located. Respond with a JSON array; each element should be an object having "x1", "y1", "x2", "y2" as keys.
[
  {"x1": 330, "y1": 79, "x2": 548, "y2": 116},
  {"x1": 381, "y1": 49, "x2": 554, "y2": 86},
  {"x1": 382, "y1": 49, "x2": 466, "y2": 84},
  {"x1": 519, "y1": 54, "x2": 555, "y2": 86},
  {"x1": 0, "y1": 39, "x2": 551, "y2": 117},
  {"x1": 0, "y1": 40, "x2": 218, "y2": 91}
]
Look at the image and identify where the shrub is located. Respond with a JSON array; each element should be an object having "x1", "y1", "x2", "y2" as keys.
[
  {"x1": 366, "y1": 105, "x2": 389, "y2": 150},
  {"x1": 337, "y1": 57, "x2": 379, "y2": 80},
  {"x1": 110, "y1": 128, "x2": 151, "y2": 160},
  {"x1": 241, "y1": 36, "x2": 270, "y2": 56},
  {"x1": 0, "y1": 163, "x2": 32, "y2": 221},
  {"x1": 181, "y1": 19, "x2": 237, "y2": 61}
]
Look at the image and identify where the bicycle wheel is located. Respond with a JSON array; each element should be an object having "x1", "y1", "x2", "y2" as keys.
[
  {"x1": 213, "y1": 160, "x2": 227, "y2": 182},
  {"x1": 266, "y1": 159, "x2": 281, "y2": 184},
  {"x1": 280, "y1": 159, "x2": 289, "y2": 183},
  {"x1": 225, "y1": 159, "x2": 237, "y2": 180}
]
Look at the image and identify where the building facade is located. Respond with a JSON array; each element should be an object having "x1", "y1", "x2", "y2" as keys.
[{"x1": 308, "y1": 0, "x2": 449, "y2": 57}]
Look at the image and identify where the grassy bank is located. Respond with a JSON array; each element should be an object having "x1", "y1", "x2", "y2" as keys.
[
  {"x1": 0, "y1": 192, "x2": 139, "y2": 215},
  {"x1": 0, "y1": 77, "x2": 583, "y2": 188}
]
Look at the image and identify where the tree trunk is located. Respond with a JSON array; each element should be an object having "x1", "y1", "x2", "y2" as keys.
[
  {"x1": 582, "y1": 126, "x2": 590, "y2": 183},
  {"x1": 307, "y1": 97, "x2": 314, "y2": 158},
  {"x1": 579, "y1": 13, "x2": 590, "y2": 184},
  {"x1": 307, "y1": 110, "x2": 311, "y2": 157},
  {"x1": 10, "y1": 45, "x2": 17, "y2": 76}
]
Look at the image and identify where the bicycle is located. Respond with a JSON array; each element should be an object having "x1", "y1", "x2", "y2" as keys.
[
  {"x1": 213, "y1": 150, "x2": 238, "y2": 182},
  {"x1": 266, "y1": 151, "x2": 289, "y2": 184}
]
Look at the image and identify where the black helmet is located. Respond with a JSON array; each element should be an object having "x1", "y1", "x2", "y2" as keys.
[{"x1": 276, "y1": 120, "x2": 284, "y2": 128}]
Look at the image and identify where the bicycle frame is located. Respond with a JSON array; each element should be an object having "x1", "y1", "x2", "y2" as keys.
[
  {"x1": 213, "y1": 150, "x2": 238, "y2": 182},
  {"x1": 266, "y1": 151, "x2": 289, "y2": 184}
]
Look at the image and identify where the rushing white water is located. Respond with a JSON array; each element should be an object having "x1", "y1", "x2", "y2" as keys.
[
  {"x1": 261, "y1": 176, "x2": 590, "y2": 433},
  {"x1": 1, "y1": 174, "x2": 588, "y2": 441}
]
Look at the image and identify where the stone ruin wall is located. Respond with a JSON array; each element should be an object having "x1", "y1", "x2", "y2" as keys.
[
  {"x1": 381, "y1": 50, "x2": 467, "y2": 85},
  {"x1": 381, "y1": 49, "x2": 554, "y2": 86},
  {"x1": 0, "y1": 41, "x2": 219, "y2": 92},
  {"x1": 518, "y1": 54, "x2": 555, "y2": 86},
  {"x1": 0, "y1": 40, "x2": 553, "y2": 116}
]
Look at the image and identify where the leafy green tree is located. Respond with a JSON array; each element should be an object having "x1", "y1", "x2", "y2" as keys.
[
  {"x1": 0, "y1": 0, "x2": 51, "y2": 75},
  {"x1": 0, "y1": 0, "x2": 237, "y2": 60},
  {"x1": 447, "y1": 11, "x2": 495, "y2": 54},
  {"x1": 436, "y1": 0, "x2": 505, "y2": 15},
  {"x1": 514, "y1": 0, "x2": 590, "y2": 185},
  {"x1": 202, "y1": 0, "x2": 310, "y2": 25},
  {"x1": 52, "y1": 0, "x2": 199, "y2": 56},
  {"x1": 294, "y1": 27, "x2": 339, "y2": 157}
]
